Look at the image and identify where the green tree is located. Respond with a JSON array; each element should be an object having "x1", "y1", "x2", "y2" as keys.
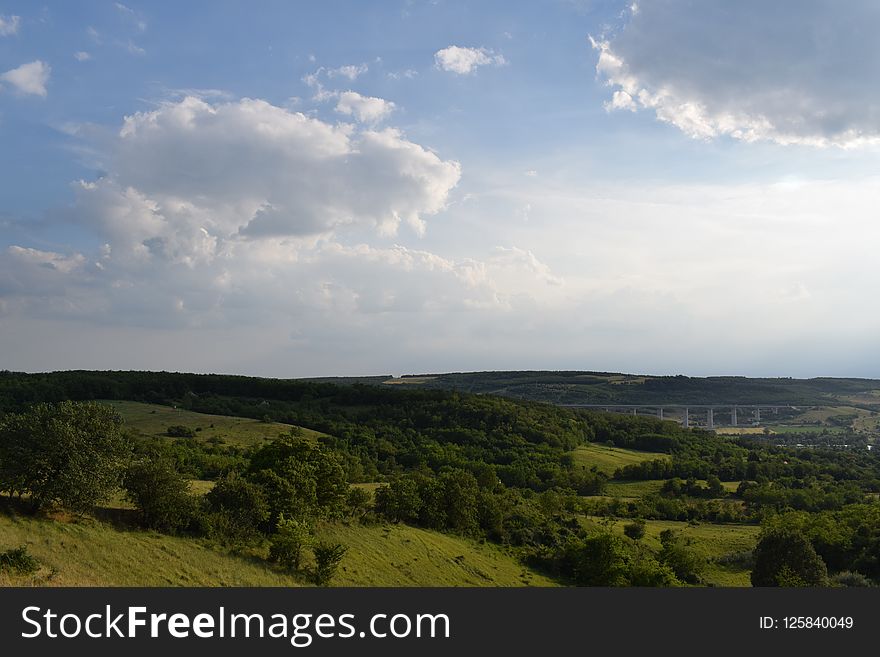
[
  {"x1": 246, "y1": 434, "x2": 348, "y2": 525},
  {"x1": 438, "y1": 470, "x2": 480, "y2": 535},
  {"x1": 565, "y1": 532, "x2": 630, "y2": 586},
  {"x1": 268, "y1": 514, "x2": 312, "y2": 571},
  {"x1": 0, "y1": 401, "x2": 130, "y2": 513},
  {"x1": 706, "y1": 475, "x2": 725, "y2": 497},
  {"x1": 205, "y1": 471, "x2": 269, "y2": 547},
  {"x1": 751, "y1": 528, "x2": 829, "y2": 587},
  {"x1": 123, "y1": 458, "x2": 198, "y2": 532},
  {"x1": 312, "y1": 541, "x2": 348, "y2": 586},
  {"x1": 627, "y1": 553, "x2": 680, "y2": 587},
  {"x1": 374, "y1": 477, "x2": 422, "y2": 523},
  {"x1": 659, "y1": 529, "x2": 705, "y2": 584},
  {"x1": 344, "y1": 486, "x2": 372, "y2": 522}
]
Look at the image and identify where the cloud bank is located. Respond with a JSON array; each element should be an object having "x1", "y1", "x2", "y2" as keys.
[{"x1": 593, "y1": 0, "x2": 880, "y2": 147}]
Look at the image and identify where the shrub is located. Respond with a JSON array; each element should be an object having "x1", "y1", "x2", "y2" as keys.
[
  {"x1": 205, "y1": 472, "x2": 270, "y2": 546},
  {"x1": 564, "y1": 532, "x2": 630, "y2": 586},
  {"x1": 623, "y1": 519, "x2": 646, "y2": 540},
  {"x1": 830, "y1": 571, "x2": 872, "y2": 587},
  {"x1": 312, "y1": 541, "x2": 348, "y2": 586},
  {"x1": 0, "y1": 546, "x2": 40, "y2": 574},
  {"x1": 166, "y1": 425, "x2": 196, "y2": 438},
  {"x1": 659, "y1": 530, "x2": 705, "y2": 585},
  {"x1": 123, "y1": 458, "x2": 199, "y2": 533},
  {"x1": 268, "y1": 515, "x2": 312, "y2": 572}
]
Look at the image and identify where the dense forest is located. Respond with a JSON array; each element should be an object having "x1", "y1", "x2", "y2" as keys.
[{"x1": 2, "y1": 370, "x2": 880, "y2": 587}]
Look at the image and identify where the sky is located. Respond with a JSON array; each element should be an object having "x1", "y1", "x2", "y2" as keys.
[{"x1": 2, "y1": 0, "x2": 880, "y2": 379}]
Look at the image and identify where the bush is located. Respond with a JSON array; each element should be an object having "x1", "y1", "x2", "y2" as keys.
[
  {"x1": 166, "y1": 425, "x2": 196, "y2": 438},
  {"x1": 623, "y1": 520, "x2": 646, "y2": 540},
  {"x1": 0, "y1": 546, "x2": 40, "y2": 574},
  {"x1": 716, "y1": 550, "x2": 754, "y2": 568},
  {"x1": 564, "y1": 532, "x2": 630, "y2": 586},
  {"x1": 268, "y1": 515, "x2": 312, "y2": 572},
  {"x1": 659, "y1": 530, "x2": 705, "y2": 585},
  {"x1": 312, "y1": 541, "x2": 348, "y2": 586},
  {"x1": 205, "y1": 472, "x2": 269, "y2": 546},
  {"x1": 123, "y1": 458, "x2": 199, "y2": 533},
  {"x1": 830, "y1": 571, "x2": 872, "y2": 587}
]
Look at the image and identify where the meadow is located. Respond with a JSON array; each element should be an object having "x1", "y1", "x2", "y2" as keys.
[
  {"x1": 570, "y1": 443, "x2": 669, "y2": 476},
  {"x1": 101, "y1": 399, "x2": 325, "y2": 447},
  {"x1": 0, "y1": 511, "x2": 552, "y2": 587}
]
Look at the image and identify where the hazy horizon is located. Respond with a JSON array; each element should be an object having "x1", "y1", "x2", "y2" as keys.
[{"x1": 3, "y1": 2, "x2": 880, "y2": 379}]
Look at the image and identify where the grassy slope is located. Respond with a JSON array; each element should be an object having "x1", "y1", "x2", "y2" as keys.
[
  {"x1": 0, "y1": 513, "x2": 554, "y2": 587},
  {"x1": 571, "y1": 443, "x2": 669, "y2": 476},
  {"x1": 317, "y1": 523, "x2": 556, "y2": 587},
  {"x1": 103, "y1": 399, "x2": 326, "y2": 447},
  {"x1": 0, "y1": 512, "x2": 297, "y2": 587}
]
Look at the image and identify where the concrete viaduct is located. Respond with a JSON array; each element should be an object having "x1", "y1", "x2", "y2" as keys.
[{"x1": 558, "y1": 404, "x2": 799, "y2": 429}]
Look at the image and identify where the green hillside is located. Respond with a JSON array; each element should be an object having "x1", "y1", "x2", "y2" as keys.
[
  {"x1": 103, "y1": 399, "x2": 325, "y2": 447},
  {"x1": 570, "y1": 443, "x2": 669, "y2": 476},
  {"x1": 0, "y1": 513, "x2": 553, "y2": 587}
]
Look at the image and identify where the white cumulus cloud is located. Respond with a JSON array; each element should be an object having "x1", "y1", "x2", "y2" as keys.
[
  {"x1": 102, "y1": 96, "x2": 460, "y2": 242},
  {"x1": 327, "y1": 63, "x2": 368, "y2": 80},
  {"x1": 335, "y1": 91, "x2": 395, "y2": 123},
  {"x1": 434, "y1": 46, "x2": 506, "y2": 75},
  {"x1": 593, "y1": 1, "x2": 880, "y2": 147},
  {"x1": 1, "y1": 60, "x2": 51, "y2": 97}
]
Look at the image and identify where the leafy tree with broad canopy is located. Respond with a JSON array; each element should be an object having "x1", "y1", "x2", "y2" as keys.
[
  {"x1": 751, "y1": 528, "x2": 829, "y2": 587},
  {"x1": 0, "y1": 401, "x2": 130, "y2": 513},
  {"x1": 246, "y1": 433, "x2": 348, "y2": 526}
]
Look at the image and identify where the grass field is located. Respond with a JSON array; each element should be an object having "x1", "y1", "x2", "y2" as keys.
[
  {"x1": 571, "y1": 443, "x2": 669, "y2": 476},
  {"x1": 351, "y1": 482, "x2": 382, "y2": 497},
  {"x1": 714, "y1": 427, "x2": 767, "y2": 435},
  {"x1": 0, "y1": 512, "x2": 299, "y2": 587},
  {"x1": 600, "y1": 479, "x2": 739, "y2": 499},
  {"x1": 582, "y1": 516, "x2": 760, "y2": 587},
  {"x1": 0, "y1": 512, "x2": 554, "y2": 587},
  {"x1": 603, "y1": 480, "x2": 665, "y2": 498},
  {"x1": 315, "y1": 523, "x2": 556, "y2": 587},
  {"x1": 102, "y1": 400, "x2": 326, "y2": 447}
]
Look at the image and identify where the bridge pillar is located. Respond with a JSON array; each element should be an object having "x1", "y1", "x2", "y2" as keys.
[
  {"x1": 632, "y1": 408, "x2": 637, "y2": 416},
  {"x1": 755, "y1": 407, "x2": 761, "y2": 423},
  {"x1": 683, "y1": 407, "x2": 689, "y2": 428},
  {"x1": 731, "y1": 406, "x2": 737, "y2": 426},
  {"x1": 658, "y1": 408, "x2": 664, "y2": 420},
  {"x1": 707, "y1": 408, "x2": 714, "y2": 429}
]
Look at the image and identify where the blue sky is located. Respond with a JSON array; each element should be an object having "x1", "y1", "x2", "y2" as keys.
[{"x1": 2, "y1": 1, "x2": 880, "y2": 378}]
